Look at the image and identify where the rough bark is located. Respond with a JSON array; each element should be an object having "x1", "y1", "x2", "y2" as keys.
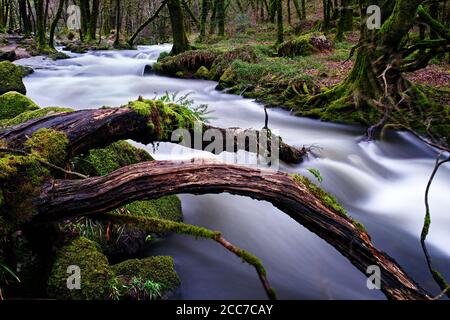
[
  {"x1": 19, "y1": 0, "x2": 31, "y2": 36},
  {"x1": 113, "y1": 0, "x2": 121, "y2": 46},
  {"x1": 276, "y1": 0, "x2": 283, "y2": 44},
  {"x1": 49, "y1": 0, "x2": 65, "y2": 49},
  {"x1": 199, "y1": 0, "x2": 209, "y2": 40},
  {"x1": 34, "y1": 0, "x2": 46, "y2": 48},
  {"x1": 88, "y1": 0, "x2": 100, "y2": 40},
  {"x1": 0, "y1": 107, "x2": 306, "y2": 163},
  {"x1": 35, "y1": 159, "x2": 431, "y2": 300},
  {"x1": 215, "y1": 0, "x2": 225, "y2": 37},
  {"x1": 167, "y1": 0, "x2": 190, "y2": 54}
]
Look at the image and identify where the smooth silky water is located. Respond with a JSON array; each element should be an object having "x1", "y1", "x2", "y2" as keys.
[{"x1": 15, "y1": 45, "x2": 450, "y2": 299}]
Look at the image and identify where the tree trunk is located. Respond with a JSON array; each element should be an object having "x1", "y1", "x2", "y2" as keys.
[
  {"x1": 88, "y1": 0, "x2": 100, "y2": 40},
  {"x1": 215, "y1": 0, "x2": 225, "y2": 36},
  {"x1": 268, "y1": 0, "x2": 276, "y2": 23},
  {"x1": 79, "y1": 0, "x2": 90, "y2": 37},
  {"x1": 276, "y1": 0, "x2": 283, "y2": 44},
  {"x1": 322, "y1": 0, "x2": 331, "y2": 31},
  {"x1": 49, "y1": 0, "x2": 65, "y2": 49},
  {"x1": 199, "y1": 0, "x2": 209, "y2": 40},
  {"x1": 302, "y1": 0, "x2": 306, "y2": 18},
  {"x1": 167, "y1": 0, "x2": 190, "y2": 54},
  {"x1": 102, "y1": 0, "x2": 111, "y2": 36},
  {"x1": 336, "y1": 0, "x2": 353, "y2": 41},
  {"x1": 292, "y1": 0, "x2": 303, "y2": 21},
  {"x1": 19, "y1": 0, "x2": 31, "y2": 36},
  {"x1": 35, "y1": 0, "x2": 46, "y2": 48},
  {"x1": 113, "y1": 0, "x2": 121, "y2": 46}
]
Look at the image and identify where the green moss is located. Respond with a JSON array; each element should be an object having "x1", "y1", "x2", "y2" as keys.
[
  {"x1": 0, "y1": 92, "x2": 39, "y2": 120},
  {"x1": 0, "y1": 107, "x2": 73, "y2": 127},
  {"x1": 278, "y1": 34, "x2": 315, "y2": 57},
  {"x1": 238, "y1": 249, "x2": 266, "y2": 277},
  {"x1": 0, "y1": 61, "x2": 26, "y2": 95},
  {"x1": 104, "y1": 213, "x2": 218, "y2": 240},
  {"x1": 291, "y1": 174, "x2": 366, "y2": 232},
  {"x1": 74, "y1": 140, "x2": 153, "y2": 177},
  {"x1": 111, "y1": 256, "x2": 180, "y2": 294},
  {"x1": 0, "y1": 129, "x2": 68, "y2": 225},
  {"x1": 153, "y1": 49, "x2": 220, "y2": 77},
  {"x1": 194, "y1": 66, "x2": 210, "y2": 79},
  {"x1": 24, "y1": 128, "x2": 69, "y2": 166},
  {"x1": 124, "y1": 197, "x2": 182, "y2": 222},
  {"x1": 47, "y1": 237, "x2": 113, "y2": 300}
]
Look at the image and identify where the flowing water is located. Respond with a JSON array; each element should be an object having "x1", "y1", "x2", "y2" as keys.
[{"x1": 15, "y1": 45, "x2": 450, "y2": 300}]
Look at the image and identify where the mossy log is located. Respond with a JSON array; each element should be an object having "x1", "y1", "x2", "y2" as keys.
[
  {"x1": 0, "y1": 104, "x2": 306, "y2": 164},
  {"x1": 34, "y1": 159, "x2": 431, "y2": 300}
]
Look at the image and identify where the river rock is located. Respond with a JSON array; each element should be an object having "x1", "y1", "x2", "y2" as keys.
[
  {"x1": 143, "y1": 64, "x2": 153, "y2": 75},
  {"x1": 0, "y1": 49, "x2": 16, "y2": 61},
  {"x1": 0, "y1": 61, "x2": 26, "y2": 95}
]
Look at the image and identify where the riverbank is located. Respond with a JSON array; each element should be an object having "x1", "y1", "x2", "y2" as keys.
[{"x1": 150, "y1": 25, "x2": 450, "y2": 148}]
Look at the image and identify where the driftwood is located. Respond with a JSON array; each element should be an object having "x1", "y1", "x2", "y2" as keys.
[
  {"x1": 35, "y1": 159, "x2": 431, "y2": 300},
  {"x1": 0, "y1": 107, "x2": 306, "y2": 163}
]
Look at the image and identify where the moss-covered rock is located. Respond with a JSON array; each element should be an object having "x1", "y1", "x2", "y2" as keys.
[
  {"x1": 0, "y1": 91, "x2": 39, "y2": 120},
  {"x1": 278, "y1": 33, "x2": 332, "y2": 57},
  {"x1": 153, "y1": 49, "x2": 220, "y2": 77},
  {"x1": 47, "y1": 237, "x2": 113, "y2": 300},
  {"x1": 110, "y1": 256, "x2": 180, "y2": 299},
  {"x1": 194, "y1": 66, "x2": 210, "y2": 79},
  {"x1": 0, "y1": 61, "x2": 26, "y2": 95}
]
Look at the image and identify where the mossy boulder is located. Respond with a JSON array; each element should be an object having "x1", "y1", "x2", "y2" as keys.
[
  {"x1": 0, "y1": 61, "x2": 26, "y2": 95},
  {"x1": 110, "y1": 256, "x2": 180, "y2": 299},
  {"x1": 47, "y1": 237, "x2": 113, "y2": 300},
  {"x1": 278, "y1": 33, "x2": 332, "y2": 57},
  {"x1": 210, "y1": 46, "x2": 260, "y2": 80},
  {"x1": 153, "y1": 49, "x2": 220, "y2": 77},
  {"x1": 194, "y1": 66, "x2": 210, "y2": 79},
  {"x1": 0, "y1": 92, "x2": 39, "y2": 120}
]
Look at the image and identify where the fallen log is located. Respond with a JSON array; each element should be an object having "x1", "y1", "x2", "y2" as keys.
[
  {"x1": 36, "y1": 159, "x2": 431, "y2": 300},
  {"x1": 0, "y1": 107, "x2": 306, "y2": 163}
]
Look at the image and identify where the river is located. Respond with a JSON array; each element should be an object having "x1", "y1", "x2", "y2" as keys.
[{"x1": 14, "y1": 45, "x2": 450, "y2": 299}]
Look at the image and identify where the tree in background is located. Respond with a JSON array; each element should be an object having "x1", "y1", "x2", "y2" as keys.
[{"x1": 167, "y1": 0, "x2": 190, "y2": 54}]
